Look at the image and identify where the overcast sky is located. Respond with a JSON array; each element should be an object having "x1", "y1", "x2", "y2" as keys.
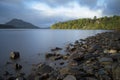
[{"x1": 0, "y1": 0, "x2": 120, "y2": 27}]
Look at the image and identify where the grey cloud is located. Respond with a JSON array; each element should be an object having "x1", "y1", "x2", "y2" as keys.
[
  {"x1": 0, "y1": 0, "x2": 120, "y2": 27},
  {"x1": 78, "y1": 0, "x2": 98, "y2": 9},
  {"x1": 103, "y1": 0, "x2": 120, "y2": 16}
]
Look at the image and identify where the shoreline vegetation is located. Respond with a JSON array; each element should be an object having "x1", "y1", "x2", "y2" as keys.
[
  {"x1": 51, "y1": 15, "x2": 120, "y2": 30},
  {"x1": 1, "y1": 31, "x2": 120, "y2": 80}
]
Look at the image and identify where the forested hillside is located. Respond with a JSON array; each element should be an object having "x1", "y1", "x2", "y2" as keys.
[{"x1": 51, "y1": 15, "x2": 120, "y2": 30}]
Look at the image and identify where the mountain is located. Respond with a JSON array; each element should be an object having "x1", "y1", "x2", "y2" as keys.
[{"x1": 4, "y1": 19, "x2": 39, "y2": 29}]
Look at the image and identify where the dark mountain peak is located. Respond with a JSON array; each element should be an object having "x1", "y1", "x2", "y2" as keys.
[
  {"x1": 5, "y1": 18, "x2": 39, "y2": 29},
  {"x1": 8, "y1": 18, "x2": 23, "y2": 22},
  {"x1": 6, "y1": 18, "x2": 26, "y2": 24}
]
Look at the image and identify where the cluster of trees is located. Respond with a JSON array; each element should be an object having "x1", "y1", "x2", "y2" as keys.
[{"x1": 51, "y1": 15, "x2": 120, "y2": 30}]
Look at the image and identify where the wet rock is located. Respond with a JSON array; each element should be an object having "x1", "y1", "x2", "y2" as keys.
[
  {"x1": 56, "y1": 75, "x2": 64, "y2": 80},
  {"x1": 109, "y1": 49, "x2": 117, "y2": 54},
  {"x1": 51, "y1": 47, "x2": 62, "y2": 51},
  {"x1": 60, "y1": 67, "x2": 69, "y2": 75},
  {"x1": 0, "y1": 76, "x2": 4, "y2": 80},
  {"x1": 99, "y1": 57, "x2": 113, "y2": 65},
  {"x1": 69, "y1": 48, "x2": 77, "y2": 53},
  {"x1": 112, "y1": 63, "x2": 120, "y2": 80},
  {"x1": 16, "y1": 77, "x2": 26, "y2": 80},
  {"x1": 104, "y1": 49, "x2": 109, "y2": 53},
  {"x1": 45, "y1": 53, "x2": 55, "y2": 58},
  {"x1": 17, "y1": 73, "x2": 26, "y2": 77},
  {"x1": 88, "y1": 44, "x2": 101, "y2": 53},
  {"x1": 14, "y1": 63, "x2": 22, "y2": 70},
  {"x1": 85, "y1": 77, "x2": 97, "y2": 80},
  {"x1": 60, "y1": 62, "x2": 64, "y2": 65},
  {"x1": 6, "y1": 61, "x2": 12, "y2": 65},
  {"x1": 68, "y1": 60, "x2": 78, "y2": 66},
  {"x1": 7, "y1": 77, "x2": 16, "y2": 80},
  {"x1": 10, "y1": 51, "x2": 20, "y2": 59},
  {"x1": 69, "y1": 52, "x2": 84, "y2": 62},
  {"x1": 34, "y1": 73, "x2": 49, "y2": 80},
  {"x1": 98, "y1": 68, "x2": 107, "y2": 75},
  {"x1": 54, "y1": 55, "x2": 63, "y2": 60},
  {"x1": 27, "y1": 73, "x2": 36, "y2": 80},
  {"x1": 63, "y1": 55, "x2": 69, "y2": 60},
  {"x1": 65, "y1": 43, "x2": 74, "y2": 51},
  {"x1": 63, "y1": 75, "x2": 76, "y2": 80},
  {"x1": 60, "y1": 67, "x2": 81, "y2": 75},
  {"x1": 39, "y1": 73, "x2": 49, "y2": 80},
  {"x1": 110, "y1": 54, "x2": 120, "y2": 62},
  {"x1": 37, "y1": 64, "x2": 54, "y2": 74},
  {"x1": 45, "y1": 52, "x2": 63, "y2": 61},
  {"x1": 3, "y1": 71, "x2": 10, "y2": 76}
]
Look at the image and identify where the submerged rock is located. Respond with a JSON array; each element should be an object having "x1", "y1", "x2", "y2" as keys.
[
  {"x1": 51, "y1": 47, "x2": 62, "y2": 52},
  {"x1": 14, "y1": 63, "x2": 22, "y2": 70}
]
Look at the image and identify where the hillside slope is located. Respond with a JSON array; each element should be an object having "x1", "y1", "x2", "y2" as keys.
[
  {"x1": 5, "y1": 19, "x2": 39, "y2": 29},
  {"x1": 51, "y1": 15, "x2": 120, "y2": 30}
]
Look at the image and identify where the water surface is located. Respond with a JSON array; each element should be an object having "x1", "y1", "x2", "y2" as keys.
[{"x1": 0, "y1": 29, "x2": 109, "y2": 75}]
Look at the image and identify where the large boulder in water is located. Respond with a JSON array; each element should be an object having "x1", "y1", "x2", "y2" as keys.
[{"x1": 10, "y1": 51, "x2": 20, "y2": 59}]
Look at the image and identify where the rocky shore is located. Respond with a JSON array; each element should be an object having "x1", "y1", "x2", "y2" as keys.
[{"x1": 1, "y1": 31, "x2": 120, "y2": 80}]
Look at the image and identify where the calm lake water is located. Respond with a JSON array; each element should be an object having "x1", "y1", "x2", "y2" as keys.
[{"x1": 0, "y1": 29, "x2": 109, "y2": 75}]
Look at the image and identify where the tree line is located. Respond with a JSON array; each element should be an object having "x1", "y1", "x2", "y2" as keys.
[{"x1": 51, "y1": 15, "x2": 120, "y2": 30}]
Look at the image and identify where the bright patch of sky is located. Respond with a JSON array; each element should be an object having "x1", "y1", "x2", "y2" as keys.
[{"x1": 26, "y1": 1, "x2": 102, "y2": 19}]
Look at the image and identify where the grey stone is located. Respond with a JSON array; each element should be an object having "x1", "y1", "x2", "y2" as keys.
[
  {"x1": 10, "y1": 51, "x2": 20, "y2": 59},
  {"x1": 14, "y1": 63, "x2": 22, "y2": 70},
  {"x1": 63, "y1": 75, "x2": 76, "y2": 80},
  {"x1": 99, "y1": 57, "x2": 113, "y2": 64}
]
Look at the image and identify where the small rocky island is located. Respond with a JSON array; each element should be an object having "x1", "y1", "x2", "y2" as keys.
[{"x1": 1, "y1": 31, "x2": 120, "y2": 80}]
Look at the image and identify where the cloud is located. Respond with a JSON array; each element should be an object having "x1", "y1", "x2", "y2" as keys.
[
  {"x1": 78, "y1": 0, "x2": 98, "y2": 9},
  {"x1": 103, "y1": 0, "x2": 120, "y2": 16},
  {"x1": 29, "y1": 1, "x2": 102, "y2": 18},
  {"x1": 0, "y1": 0, "x2": 119, "y2": 27}
]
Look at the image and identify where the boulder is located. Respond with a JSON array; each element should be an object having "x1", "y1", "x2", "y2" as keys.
[
  {"x1": 7, "y1": 77, "x2": 16, "y2": 80},
  {"x1": 63, "y1": 75, "x2": 76, "y2": 80},
  {"x1": 69, "y1": 52, "x2": 84, "y2": 61},
  {"x1": 109, "y1": 49, "x2": 117, "y2": 54},
  {"x1": 37, "y1": 64, "x2": 54, "y2": 74},
  {"x1": 15, "y1": 77, "x2": 26, "y2": 80},
  {"x1": 112, "y1": 64, "x2": 120, "y2": 80},
  {"x1": 51, "y1": 47, "x2": 62, "y2": 51},
  {"x1": 45, "y1": 53, "x2": 55, "y2": 58},
  {"x1": 99, "y1": 57, "x2": 113, "y2": 65},
  {"x1": 88, "y1": 44, "x2": 101, "y2": 53},
  {"x1": 38, "y1": 73, "x2": 49, "y2": 80},
  {"x1": 10, "y1": 51, "x2": 20, "y2": 59},
  {"x1": 54, "y1": 55, "x2": 63, "y2": 60},
  {"x1": 0, "y1": 76, "x2": 4, "y2": 80},
  {"x1": 60, "y1": 62, "x2": 64, "y2": 65},
  {"x1": 14, "y1": 63, "x2": 22, "y2": 70}
]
